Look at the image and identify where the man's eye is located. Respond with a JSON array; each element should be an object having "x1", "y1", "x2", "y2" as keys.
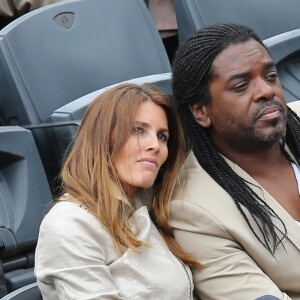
[
  {"x1": 266, "y1": 71, "x2": 278, "y2": 81},
  {"x1": 132, "y1": 126, "x2": 144, "y2": 134},
  {"x1": 158, "y1": 133, "x2": 169, "y2": 142},
  {"x1": 233, "y1": 81, "x2": 248, "y2": 92}
]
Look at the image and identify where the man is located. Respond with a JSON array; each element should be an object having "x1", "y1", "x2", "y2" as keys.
[
  {"x1": 0, "y1": 0, "x2": 63, "y2": 29},
  {"x1": 170, "y1": 23, "x2": 300, "y2": 300}
]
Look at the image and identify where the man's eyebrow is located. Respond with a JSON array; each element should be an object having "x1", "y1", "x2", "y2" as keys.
[
  {"x1": 228, "y1": 71, "x2": 250, "y2": 81},
  {"x1": 264, "y1": 61, "x2": 276, "y2": 69}
]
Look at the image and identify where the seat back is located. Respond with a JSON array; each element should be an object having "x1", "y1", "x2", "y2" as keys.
[
  {"x1": 0, "y1": 0, "x2": 170, "y2": 125},
  {"x1": 0, "y1": 0, "x2": 170, "y2": 185},
  {"x1": 1, "y1": 282, "x2": 42, "y2": 300},
  {"x1": 174, "y1": 0, "x2": 300, "y2": 43},
  {"x1": 0, "y1": 127, "x2": 52, "y2": 296},
  {"x1": 51, "y1": 73, "x2": 172, "y2": 160}
]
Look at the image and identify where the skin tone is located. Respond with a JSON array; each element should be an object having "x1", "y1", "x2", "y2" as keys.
[
  {"x1": 113, "y1": 100, "x2": 169, "y2": 202},
  {"x1": 191, "y1": 39, "x2": 300, "y2": 220}
]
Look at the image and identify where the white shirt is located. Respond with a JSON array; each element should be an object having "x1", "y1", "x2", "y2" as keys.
[
  {"x1": 35, "y1": 200, "x2": 194, "y2": 299},
  {"x1": 291, "y1": 162, "x2": 300, "y2": 194},
  {"x1": 291, "y1": 162, "x2": 300, "y2": 226}
]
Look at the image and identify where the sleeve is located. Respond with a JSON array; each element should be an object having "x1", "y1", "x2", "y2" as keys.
[
  {"x1": 170, "y1": 200, "x2": 293, "y2": 300},
  {"x1": 35, "y1": 203, "x2": 124, "y2": 300},
  {"x1": 0, "y1": 0, "x2": 63, "y2": 18}
]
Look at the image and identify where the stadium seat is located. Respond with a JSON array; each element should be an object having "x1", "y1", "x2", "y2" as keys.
[
  {"x1": 174, "y1": 0, "x2": 300, "y2": 102},
  {"x1": 51, "y1": 73, "x2": 172, "y2": 160},
  {"x1": 174, "y1": 0, "x2": 300, "y2": 43},
  {"x1": 0, "y1": 0, "x2": 171, "y2": 186},
  {"x1": 0, "y1": 127, "x2": 52, "y2": 297},
  {"x1": 1, "y1": 282, "x2": 42, "y2": 300},
  {"x1": 264, "y1": 29, "x2": 300, "y2": 102}
]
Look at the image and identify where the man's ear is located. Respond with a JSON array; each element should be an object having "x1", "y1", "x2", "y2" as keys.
[{"x1": 189, "y1": 103, "x2": 211, "y2": 128}]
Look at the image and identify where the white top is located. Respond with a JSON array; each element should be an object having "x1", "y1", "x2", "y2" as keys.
[
  {"x1": 291, "y1": 162, "x2": 300, "y2": 194},
  {"x1": 291, "y1": 162, "x2": 300, "y2": 226},
  {"x1": 35, "y1": 200, "x2": 194, "y2": 300}
]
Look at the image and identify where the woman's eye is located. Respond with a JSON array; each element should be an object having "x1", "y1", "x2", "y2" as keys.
[
  {"x1": 158, "y1": 132, "x2": 169, "y2": 142},
  {"x1": 132, "y1": 126, "x2": 144, "y2": 134}
]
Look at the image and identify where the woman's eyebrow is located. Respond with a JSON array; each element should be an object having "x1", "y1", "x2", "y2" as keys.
[
  {"x1": 135, "y1": 121, "x2": 169, "y2": 133},
  {"x1": 135, "y1": 121, "x2": 150, "y2": 128}
]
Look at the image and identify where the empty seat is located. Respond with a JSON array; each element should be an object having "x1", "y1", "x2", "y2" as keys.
[
  {"x1": 0, "y1": 127, "x2": 52, "y2": 296},
  {"x1": 0, "y1": 0, "x2": 170, "y2": 185},
  {"x1": 174, "y1": 0, "x2": 300, "y2": 43}
]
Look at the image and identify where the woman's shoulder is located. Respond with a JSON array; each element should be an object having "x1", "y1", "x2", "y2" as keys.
[
  {"x1": 40, "y1": 197, "x2": 104, "y2": 237},
  {"x1": 45, "y1": 198, "x2": 92, "y2": 218}
]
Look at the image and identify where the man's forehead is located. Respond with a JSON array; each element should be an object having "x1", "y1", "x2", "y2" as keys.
[{"x1": 211, "y1": 40, "x2": 273, "y2": 77}]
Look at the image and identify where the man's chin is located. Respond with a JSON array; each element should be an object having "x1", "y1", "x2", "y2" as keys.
[{"x1": 254, "y1": 125, "x2": 286, "y2": 145}]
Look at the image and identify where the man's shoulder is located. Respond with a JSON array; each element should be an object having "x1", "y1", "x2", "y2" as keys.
[
  {"x1": 174, "y1": 152, "x2": 232, "y2": 205},
  {"x1": 179, "y1": 152, "x2": 218, "y2": 189}
]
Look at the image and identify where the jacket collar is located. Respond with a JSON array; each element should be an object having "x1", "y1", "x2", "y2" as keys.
[{"x1": 222, "y1": 147, "x2": 300, "y2": 251}]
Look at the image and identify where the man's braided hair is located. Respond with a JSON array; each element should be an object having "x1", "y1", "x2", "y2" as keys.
[{"x1": 172, "y1": 23, "x2": 300, "y2": 254}]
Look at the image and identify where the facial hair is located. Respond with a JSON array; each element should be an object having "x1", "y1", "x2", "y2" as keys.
[
  {"x1": 250, "y1": 99, "x2": 287, "y2": 146},
  {"x1": 218, "y1": 98, "x2": 288, "y2": 151}
]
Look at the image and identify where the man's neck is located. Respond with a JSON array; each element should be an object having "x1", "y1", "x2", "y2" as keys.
[{"x1": 220, "y1": 142, "x2": 289, "y2": 179}]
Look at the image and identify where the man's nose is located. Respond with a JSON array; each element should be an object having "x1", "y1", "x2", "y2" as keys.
[{"x1": 253, "y1": 78, "x2": 275, "y2": 102}]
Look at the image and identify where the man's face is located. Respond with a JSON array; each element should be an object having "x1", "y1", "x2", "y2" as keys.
[{"x1": 198, "y1": 39, "x2": 287, "y2": 153}]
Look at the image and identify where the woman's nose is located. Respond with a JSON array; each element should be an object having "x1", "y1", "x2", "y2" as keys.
[{"x1": 146, "y1": 134, "x2": 160, "y2": 152}]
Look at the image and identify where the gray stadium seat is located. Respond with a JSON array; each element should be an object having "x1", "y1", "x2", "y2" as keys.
[
  {"x1": 51, "y1": 73, "x2": 172, "y2": 160},
  {"x1": 0, "y1": 127, "x2": 52, "y2": 297},
  {"x1": 174, "y1": 0, "x2": 300, "y2": 43},
  {"x1": 174, "y1": 0, "x2": 300, "y2": 102},
  {"x1": 0, "y1": 0, "x2": 171, "y2": 185},
  {"x1": 264, "y1": 30, "x2": 300, "y2": 102},
  {"x1": 1, "y1": 282, "x2": 42, "y2": 300}
]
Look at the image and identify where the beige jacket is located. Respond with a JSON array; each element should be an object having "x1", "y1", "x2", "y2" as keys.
[
  {"x1": 0, "y1": 0, "x2": 64, "y2": 18},
  {"x1": 170, "y1": 100, "x2": 300, "y2": 300},
  {"x1": 35, "y1": 200, "x2": 194, "y2": 300}
]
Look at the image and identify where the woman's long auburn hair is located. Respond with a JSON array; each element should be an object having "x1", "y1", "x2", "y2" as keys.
[{"x1": 60, "y1": 83, "x2": 200, "y2": 267}]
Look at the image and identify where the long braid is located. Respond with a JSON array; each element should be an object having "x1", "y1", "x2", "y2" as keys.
[{"x1": 172, "y1": 23, "x2": 295, "y2": 254}]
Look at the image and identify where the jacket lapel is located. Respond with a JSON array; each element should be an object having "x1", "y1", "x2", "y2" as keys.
[{"x1": 226, "y1": 157, "x2": 300, "y2": 252}]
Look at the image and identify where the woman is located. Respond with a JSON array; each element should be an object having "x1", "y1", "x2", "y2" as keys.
[{"x1": 35, "y1": 83, "x2": 200, "y2": 299}]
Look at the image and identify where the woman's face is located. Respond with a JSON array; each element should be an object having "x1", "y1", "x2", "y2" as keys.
[{"x1": 113, "y1": 100, "x2": 169, "y2": 201}]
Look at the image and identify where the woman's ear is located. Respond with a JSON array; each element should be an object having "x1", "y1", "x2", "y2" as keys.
[{"x1": 189, "y1": 103, "x2": 211, "y2": 128}]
